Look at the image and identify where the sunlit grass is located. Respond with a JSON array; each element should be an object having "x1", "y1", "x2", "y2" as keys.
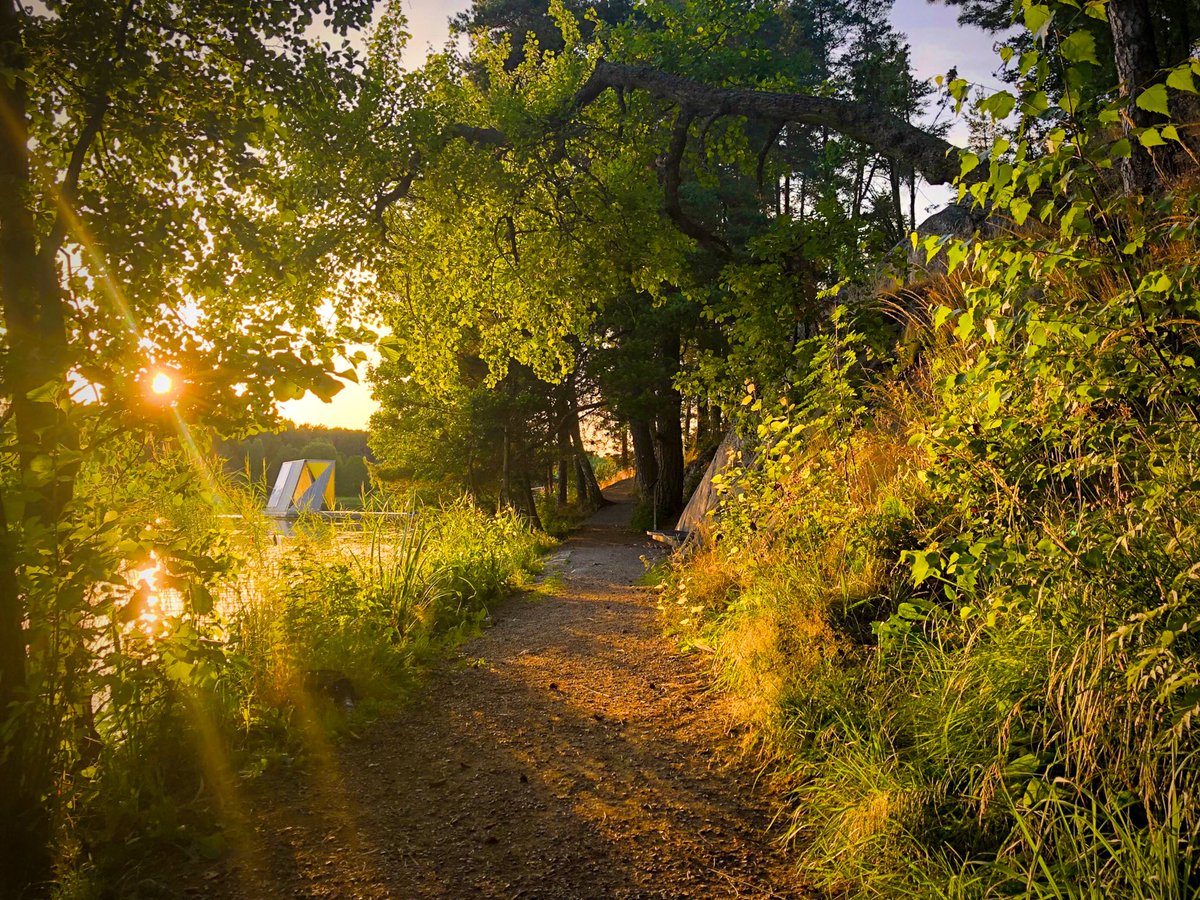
[{"x1": 59, "y1": 476, "x2": 545, "y2": 893}]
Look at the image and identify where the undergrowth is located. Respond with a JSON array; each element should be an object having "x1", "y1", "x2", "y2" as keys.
[
  {"x1": 57, "y1": 486, "x2": 545, "y2": 894},
  {"x1": 663, "y1": 36, "x2": 1200, "y2": 899}
]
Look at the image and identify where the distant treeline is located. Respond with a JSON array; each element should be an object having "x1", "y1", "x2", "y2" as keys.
[{"x1": 217, "y1": 427, "x2": 373, "y2": 498}]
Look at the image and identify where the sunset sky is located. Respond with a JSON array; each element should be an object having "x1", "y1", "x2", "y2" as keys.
[{"x1": 280, "y1": 0, "x2": 1006, "y2": 431}]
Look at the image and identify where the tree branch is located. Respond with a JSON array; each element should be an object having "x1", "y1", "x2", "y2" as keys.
[
  {"x1": 574, "y1": 60, "x2": 962, "y2": 186},
  {"x1": 662, "y1": 109, "x2": 729, "y2": 256},
  {"x1": 39, "y1": 0, "x2": 138, "y2": 266},
  {"x1": 374, "y1": 125, "x2": 510, "y2": 221},
  {"x1": 373, "y1": 155, "x2": 422, "y2": 225}
]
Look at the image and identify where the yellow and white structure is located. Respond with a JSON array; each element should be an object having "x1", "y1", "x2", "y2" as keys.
[{"x1": 266, "y1": 459, "x2": 336, "y2": 516}]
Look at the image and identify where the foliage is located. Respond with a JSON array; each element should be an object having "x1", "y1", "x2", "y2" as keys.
[
  {"x1": 363, "y1": 0, "x2": 940, "y2": 520},
  {"x1": 664, "y1": 4, "x2": 1200, "y2": 894},
  {"x1": 0, "y1": 2, "x2": 552, "y2": 891},
  {"x1": 0, "y1": 0, "x2": 387, "y2": 889},
  {"x1": 48, "y1": 470, "x2": 544, "y2": 892}
]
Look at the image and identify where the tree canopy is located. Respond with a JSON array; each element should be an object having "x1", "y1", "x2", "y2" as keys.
[{"x1": 3, "y1": 0, "x2": 1199, "y2": 892}]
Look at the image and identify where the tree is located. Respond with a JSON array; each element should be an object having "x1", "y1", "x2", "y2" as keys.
[
  {"x1": 452, "y1": 0, "x2": 635, "y2": 69},
  {"x1": 365, "y1": 0, "x2": 956, "y2": 522},
  {"x1": 930, "y1": 0, "x2": 1200, "y2": 190},
  {"x1": 0, "y1": 1, "x2": 372, "y2": 891}
]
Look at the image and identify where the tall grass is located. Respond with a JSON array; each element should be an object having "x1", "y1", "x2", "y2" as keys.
[
  {"x1": 59, "y1": 481, "x2": 545, "y2": 892},
  {"x1": 663, "y1": 180, "x2": 1200, "y2": 895}
]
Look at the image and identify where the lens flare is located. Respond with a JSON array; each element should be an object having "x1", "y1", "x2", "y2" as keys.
[
  {"x1": 150, "y1": 371, "x2": 174, "y2": 395},
  {"x1": 127, "y1": 554, "x2": 170, "y2": 639}
]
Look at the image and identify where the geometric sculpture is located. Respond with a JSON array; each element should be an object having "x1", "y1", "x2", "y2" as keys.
[{"x1": 265, "y1": 459, "x2": 336, "y2": 516}]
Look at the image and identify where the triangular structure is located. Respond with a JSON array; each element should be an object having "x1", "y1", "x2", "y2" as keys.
[
  {"x1": 673, "y1": 431, "x2": 741, "y2": 547},
  {"x1": 266, "y1": 459, "x2": 336, "y2": 516}
]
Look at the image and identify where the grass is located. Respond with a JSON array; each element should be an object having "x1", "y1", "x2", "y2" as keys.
[
  {"x1": 661, "y1": 216, "x2": 1200, "y2": 896},
  {"x1": 58, "y1": 488, "x2": 546, "y2": 895}
]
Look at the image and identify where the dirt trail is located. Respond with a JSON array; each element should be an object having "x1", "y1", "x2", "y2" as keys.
[{"x1": 189, "y1": 479, "x2": 807, "y2": 899}]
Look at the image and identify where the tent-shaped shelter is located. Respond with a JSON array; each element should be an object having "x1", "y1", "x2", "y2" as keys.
[{"x1": 266, "y1": 459, "x2": 336, "y2": 516}]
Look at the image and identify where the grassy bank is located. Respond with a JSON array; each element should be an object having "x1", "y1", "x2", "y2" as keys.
[
  {"x1": 664, "y1": 175, "x2": 1200, "y2": 896},
  {"x1": 58, "y1": 486, "x2": 546, "y2": 894}
]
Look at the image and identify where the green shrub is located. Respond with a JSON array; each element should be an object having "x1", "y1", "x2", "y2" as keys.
[
  {"x1": 53, "y1": 483, "x2": 543, "y2": 890},
  {"x1": 664, "y1": 38, "x2": 1200, "y2": 893}
]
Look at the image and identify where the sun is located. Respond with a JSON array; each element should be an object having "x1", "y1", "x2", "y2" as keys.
[{"x1": 150, "y1": 371, "x2": 174, "y2": 395}]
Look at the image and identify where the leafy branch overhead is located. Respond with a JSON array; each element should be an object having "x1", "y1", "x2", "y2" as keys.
[{"x1": 378, "y1": 59, "x2": 964, "y2": 250}]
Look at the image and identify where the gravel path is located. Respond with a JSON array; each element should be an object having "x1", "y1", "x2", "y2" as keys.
[{"x1": 186, "y1": 479, "x2": 807, "y2": 899}]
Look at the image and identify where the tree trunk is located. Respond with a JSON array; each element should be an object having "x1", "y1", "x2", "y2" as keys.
[
  {"x1": 630, "y1": 417, "x2": 658, "y2": 512},
  {"x1": 556, "y1": 420, "x2": 570, "y2": 505},
  {"x1": 0, "y1": 2, "x2": 68, "y2": 889},
  {"x1": 519, "y1": 474, "x2": 543, "y2": 532},
  {"x1": 652, "y1": 329, "x2": 685, "y2": 526},
  {"x1": 1109, "y1": 0, "x2": 1165, "y2": 193},
  {"x1": 500, "y1": 424, "x2": 512, "y2": 510},
  {"x1": 852, "y1": 154, "x2": 865, "y2": 224},
  {"x1": 569, "y1": 412, "x2": 605, "y2": 510},
  {"x1": 654, "y1": 409, "x2": 685, "y2": 527},
  {"x1": 909, "y1": 166, "x2": 917, "y2": 235},
  {"x1": 890, "y1": 158, "x2": 905, "y2": 238}
]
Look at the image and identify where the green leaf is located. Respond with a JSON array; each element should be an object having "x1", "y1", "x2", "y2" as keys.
[
  {"x1": 909, "y1": 550, "x2": 940, "y2": 586},
  {"x1": 25, "y1": 381, "x2": 59, "y2": 403},
  {"x1": 978, "y1": 91, "x2": 1017, "y2": 119},
  {"x1": 1023, "y1": 3, "x2": 1053, "y2": 38},
  {"x1": 1136, "y1": 83, "x2": 1170, "y2": 116},
  {"x1": 947, "y1": 243, "x2": 968, "y2": 273},
  {"x1": 959, "y1": 151, "x2": 981, "y2": 178},
  {"x1": 310, "y1": 372, "x2": 344, "y2": 402},
  {"x1": 1058, "y1": 85, "x2": 1083, "y2": 114},
  {"x1": 923, "y1": 235, "x2": 943, "y2": 264},
  {"x1": 1138, "y1": 127, "x2": 1167, "y2": 148},
  {"x1": 1021, "y1": 91, "x2": 1049, "y2": 116},
  {"x1": 1011, "y1": 197, "x2": 1032, "y2": 226},
  {"x1": 1167, "y1": 65, "x2": 1197, "y2": 93},
  {"x1": 190, "y1": 583, "x2": 215, "y2": 615},
  {"x1": 1060, "y1": 30, "x2": 1098, "y2": 65},
  {"x1": 272, "y1": 379, "x2": 304, "y2": 401},
  {"x1": 1109, "y1": 137, "x2": 1132, "y2": 158}
]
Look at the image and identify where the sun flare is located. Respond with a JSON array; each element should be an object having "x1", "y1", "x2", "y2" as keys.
[{"x1": 150, "y1": 371, "x2": 174, "y2": 395}]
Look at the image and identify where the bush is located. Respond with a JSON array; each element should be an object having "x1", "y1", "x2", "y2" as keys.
[
  {"x1": 49, "y1": 481, "x2": 543, "y2": 890},
  {"x1": 664, "y1": 64, "x2": 1200, "y2": 893}
]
